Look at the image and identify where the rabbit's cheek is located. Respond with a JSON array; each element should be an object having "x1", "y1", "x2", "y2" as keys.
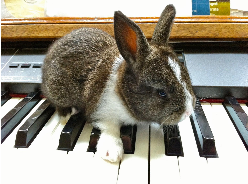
[
  {"x1": 178, "y1": 82, "x2": 195, "y2": 122},
  {"x1": 168, "y1": 57, "x2": 195, "y2": 122}
]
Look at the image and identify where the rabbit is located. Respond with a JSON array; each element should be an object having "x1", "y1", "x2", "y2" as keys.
[{"x1": 42, "y1": 4, "x2": 196, "y2": 162}]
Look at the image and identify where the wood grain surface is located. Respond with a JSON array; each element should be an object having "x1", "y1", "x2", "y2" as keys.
[{"x1": 2, "y1": 16, "x2": 248, "y2": 41}]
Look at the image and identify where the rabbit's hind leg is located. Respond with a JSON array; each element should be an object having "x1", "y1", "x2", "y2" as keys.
[
  {"x1": 56, "y1": 106, "x2": 81, "y2": 125},
  {"x1": 57, "y1": 107, "x2": 72, "y2": 117},
  {"x1": 56, "y1": 107, "x2": 71, "y2": 125}
]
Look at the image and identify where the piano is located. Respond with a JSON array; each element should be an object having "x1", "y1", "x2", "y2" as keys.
[{"x1": 1, "y1": 17, "x2": 248, "y2": 184}]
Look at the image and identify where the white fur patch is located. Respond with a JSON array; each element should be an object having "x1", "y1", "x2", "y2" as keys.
[
  {"x1": 168, "y1": 57, "x2": 181, "y2": 82},
  {"x1": 91, "y1": 55, "x2": 138, "y2": 127},
  {"x1": 168, "y1": 58, "x2": 194, "y2": 121},
  {"x1": 91, "y1": 54, "x2": 139, "y2": 162},
  {"x1": 180, "y1": 82, "x2": 194, "y2": 121}
]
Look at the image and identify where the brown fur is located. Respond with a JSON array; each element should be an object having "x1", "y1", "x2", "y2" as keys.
[
  {"x1": 114, "y1": 6, "x2": 195, "y2": 124},
  {"x1": 116, "y1": 44, "x2": 194, "y2": 124},
  {"x1": 42, "y1": 28, "x2": 120, "y2": 118},
  {"x1": 42, "y1": 4, "x2": 195, "y2": 126}
]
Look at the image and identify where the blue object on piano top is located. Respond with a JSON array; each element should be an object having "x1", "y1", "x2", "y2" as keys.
[{"x1": 192, "y1": 0, "x2": 210, "y2": 15}]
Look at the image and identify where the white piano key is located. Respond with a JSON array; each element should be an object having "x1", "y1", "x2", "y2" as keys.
[
  {"x1": 1, "y1": 98, "x2": 23, "y2": 147},
  {"x1": 201, "y1": 103, "x2": 248, "y2": 183},
  {"x1": 1, "y1": 99, "x2": 71, "y2": 184},
  {"x1": 68, "y1": 122, "x2": 119, "y2": 184},
  {"x1": 178, "y1": 117, "x2": 208, "y2": 182},
  {"x1": 149, "y1": 123, "x2": 180, "y2": 184},
  {"x1": 42, "y1": 150, "x2": 89, "y2": 184},
  {"x1": 1, "y1": 144, "x2": 67, "y2": 184},
  {"x1": 27, "y1": 111, "x2": 69, "y2": 184},
  {"x1": 23, "y1": 115, "x2": 76, "y2": 183},
  {"x1": 66, "y1": 123, "x2": 95, "y2": 184},
  {"x1": 201, "y1": 103, "x2": 226, "y2": 183},
  {"x1": 201, "y1": 103, "x2": 219, "y2": 153},
  {"x1": 28, "y1": 109, "x2": 71, "y2": 151},
  {"x1": 89, "y1": 155, "x2": 120, "y2": 184},
  {"x1": 1, "y1": 148, "x2": 16, "y2": 182},
  {"x1": 241, "y1": 104, "x2": 248, "y2": 115},
  {"x1": 1, "y1": 97, "x2": 22, "y2": 118},
  {"x1": 47, "y1": 114, "x2": 70, "y2": 150},
  {"x1": 117, "y1": 124, "x2": 149, "y2": 184},
  {"x1": 27, "y1": 110, "x2": 60, "y2": 149},
  {"x1": 206, "y1": 156, "x2": 248, "y2": 183},
  {"x1": 7, "y1": 150, "x2": 79, "y2": 184},
  {"x1": 72, "y1": 123, "x2": 93, "y2": 152},
  {"x1": 1, "y1": 99, "x2": 46, "y2": 149},
  {"x1": 29, "y1": 114, "x2": 95, "y2": 184},
  {"x1": 1, "y1": 102, "x2": 96, "y2": 184},
  {"x1": 1, "y1": 99, "x2": 55, "y2": 183},
  {"x1": 178, "y1": 118, "x2": 199, "y2": 157},
  {"x1": 204, "y1": 103, "x2": 247, "y2": 157},
  {"x1": 1, "y1": 149, "x2": 28, "y2": 184}
]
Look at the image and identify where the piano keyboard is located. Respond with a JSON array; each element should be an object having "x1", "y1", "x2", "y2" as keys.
[
  {"x1": 1, "y1": 95, "x2": 248, "y2": 184},
  {"x1": 1, "y1": 47, "x2": 248, "y2": 184}
]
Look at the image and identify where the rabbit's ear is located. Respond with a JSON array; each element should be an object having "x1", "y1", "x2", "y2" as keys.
[
  {"x1": 114, "y1": 11, "x2": 150, "y2": 64},
  {"x1": 151, "y1": 4, "x2": 176, "y2": 45}
]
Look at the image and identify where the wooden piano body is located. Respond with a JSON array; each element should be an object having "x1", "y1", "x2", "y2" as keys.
[{"x1": 1, "y1": 16, "x2": 248, "y2": 184}]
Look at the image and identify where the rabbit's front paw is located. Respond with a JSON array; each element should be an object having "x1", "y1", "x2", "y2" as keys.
[{"x1": 96, "y1": 133, "x2": 123, "y2": 162}]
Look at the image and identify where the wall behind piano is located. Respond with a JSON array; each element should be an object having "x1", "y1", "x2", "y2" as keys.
[
  {"x1": 2, "y1": 0, "x2": 248, "y2": 18},
  {"x1": 45, "y1": 0, "x2": 192, "y2": 17}
]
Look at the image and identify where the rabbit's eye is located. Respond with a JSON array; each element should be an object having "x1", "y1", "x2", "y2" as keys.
[{"x1": 158, "y1": 90, "x2": 167, "y2": 98}]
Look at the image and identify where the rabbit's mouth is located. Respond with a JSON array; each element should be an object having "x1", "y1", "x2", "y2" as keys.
[{"x1": 160, "y1": 113, "x2": 179, "y2": 126}]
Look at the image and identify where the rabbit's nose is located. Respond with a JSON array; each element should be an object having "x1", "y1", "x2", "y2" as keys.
[{"x1": 185, "y1": 110, "x2": 192, "y2": 117}]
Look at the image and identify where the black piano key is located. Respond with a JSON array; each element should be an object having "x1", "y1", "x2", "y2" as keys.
[
  {"x1": 1, "y1": 91, "x2": 11, "y2": 106},
  {"x1": 163, "y1": 125, "x2": 184, "y2": 156},
  {"x1": 15, "y1": 100, "x2": 55, "y2": 148},
  {"x1": 87, "y1": 125, "x2": 137, "y2": 153},
  {"x1": 120, "y1": 125, "x2": 137, "y2": 154},
  {"x1": 223, "y1": 96, "x2": 248, "y2": 151},
  {"x1": 1, "y1": 91, "x2": 40, "y2": 143},
  {"x1": 190, "y1": 99, "x2": 218, "y2": 158},
  {"x1": 57, "y1": 113, "x2": 86, "y2": 151},
  {"x1": 87, "y1": 127, "x2": 100, "y2": 152}
]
